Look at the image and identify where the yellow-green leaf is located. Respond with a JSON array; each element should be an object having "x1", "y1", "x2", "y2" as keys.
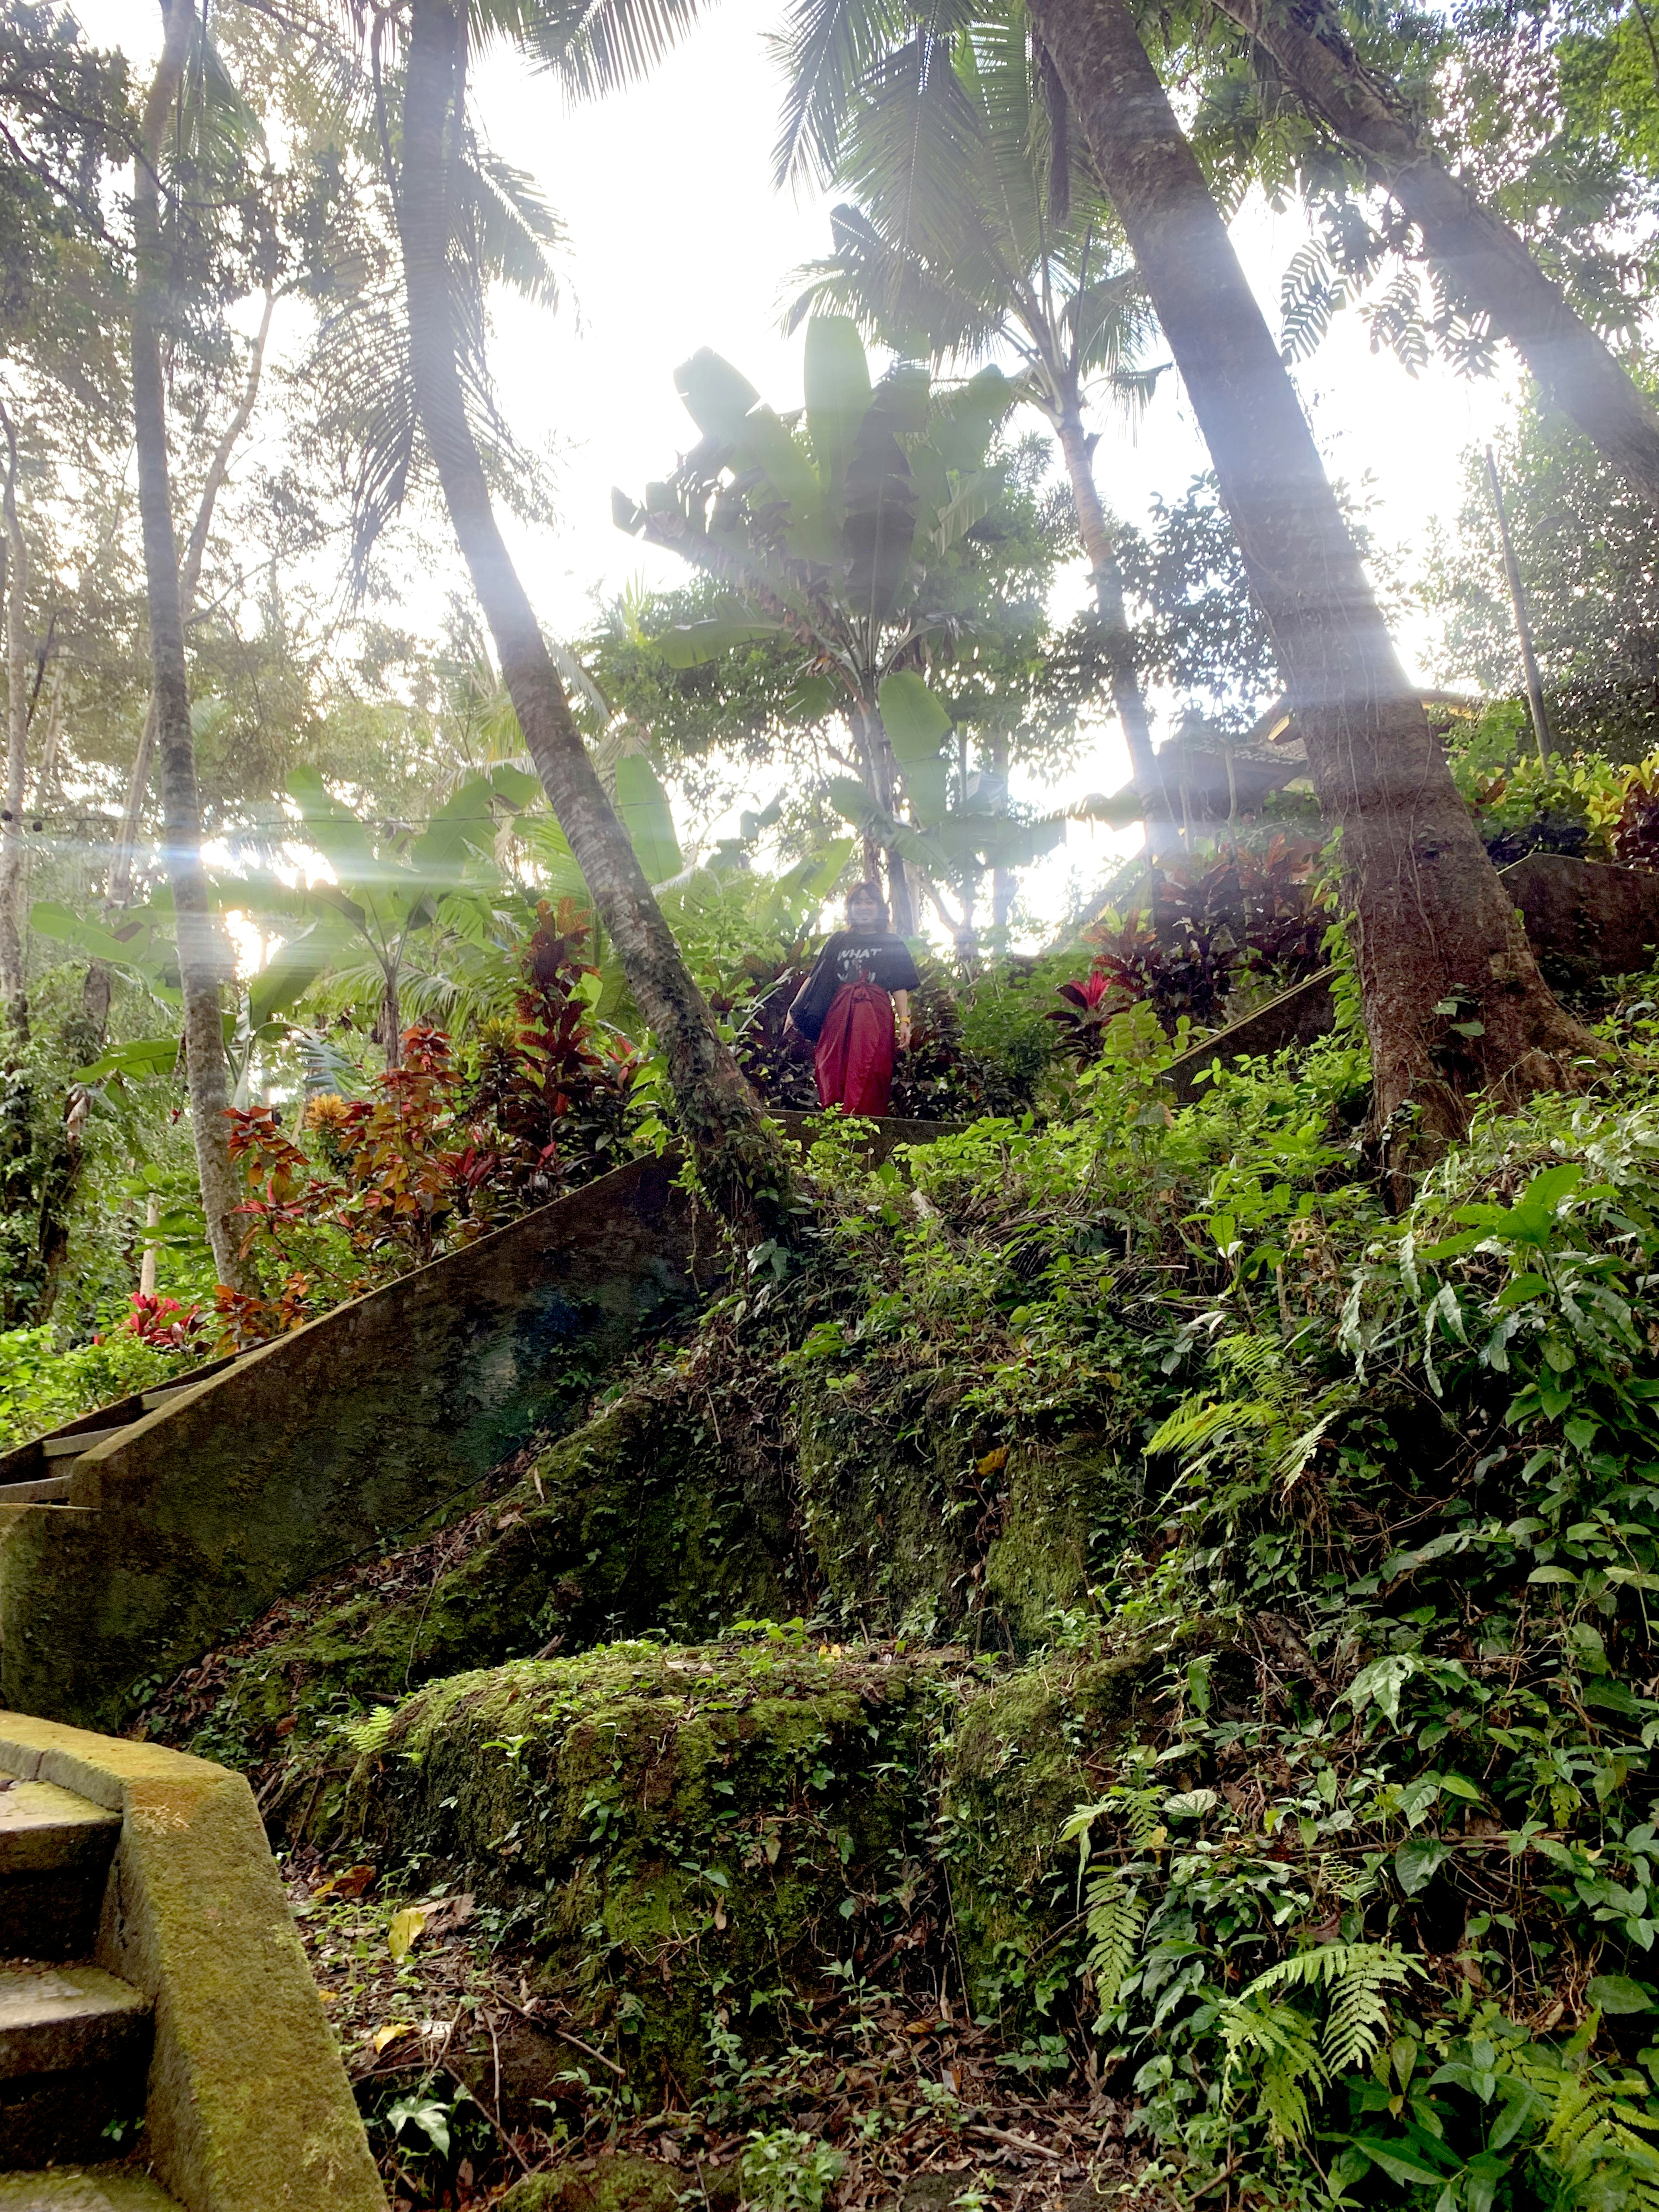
[{"x1": 388, "y1": 1907, "x2": 426, "y2": 1962}]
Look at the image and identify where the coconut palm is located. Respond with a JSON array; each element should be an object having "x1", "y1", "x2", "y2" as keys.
[
  {"x1": 785, "y1": 1, "x2": 1179, "y2": 854},
  {"x1": 1194, "y1": 0, "x2": 1659, "y2": 519},
  {"x1": 376, "y1": 0, "x2": 1592, "y2": 1132},
  {"x1": 393, "y1": 0, "x2": 785, "y2": 1228},
  {"x1": 1021, "y1": 0, "x2": 1595, "y2": 1135},
  {"x1": 131, "y1": 0, "x2": 260, "y2": 1292}
]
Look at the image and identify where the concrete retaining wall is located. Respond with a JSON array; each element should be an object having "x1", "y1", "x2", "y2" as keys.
[{"x1": 1, "y1": 1153, "x2": 705, "y2": 1730}]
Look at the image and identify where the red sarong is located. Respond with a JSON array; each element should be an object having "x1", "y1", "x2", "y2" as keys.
[{"x1": 814, "y1": 982, "x2": 895, "y2": 1115}]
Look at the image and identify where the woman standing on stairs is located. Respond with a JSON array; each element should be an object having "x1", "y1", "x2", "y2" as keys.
[{"x1": 788, "y1": 881, "x2": 919, "y2": 1116}]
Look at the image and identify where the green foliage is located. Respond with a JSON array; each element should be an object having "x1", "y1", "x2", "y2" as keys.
[
  {"x1": 1430, "y1": 378, "x2": 1659, "y2": 764},
  {"x1": 0, "y1": 1322, "x2": 192, "y2": 1450},
  {"x1": 739, "y1": 2126, "x2": 844, "y2": 2210}
]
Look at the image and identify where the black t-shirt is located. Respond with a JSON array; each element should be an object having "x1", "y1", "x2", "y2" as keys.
[{"x1": 788, "y1": 930, "x2": 921, "y2": 1043}]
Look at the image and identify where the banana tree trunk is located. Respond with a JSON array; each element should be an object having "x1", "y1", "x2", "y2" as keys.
[
  {"x1": 1031, "y1": 0, "x2": 1596, "y2": 1138},
  {"x1": 379, "y1": 969, "x2": 402, "y2": 1071},
  {"x1": 849, "y1": 697, "x2": 918, "y2": 934},
  {"x1": 400, "y1": 0, "x2": 786, "y2": 1224},
  {"x1": 132, "y1": 0, "x2": 257, "y2": 1295},
  {"x1": 0, "y1": 436, "x2": 27, "y2": 1029},
  {"x1": 1052, "y1": 404, "x2": 1178, "y2": 859},
  {"x1": 1214, "y1": 0, "x2": 1659, "y2": 515}
]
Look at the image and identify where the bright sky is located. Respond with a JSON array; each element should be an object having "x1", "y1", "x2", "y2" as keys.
[{"x1": 80, "y1": 0, "x2": 1524, "y2": 923}]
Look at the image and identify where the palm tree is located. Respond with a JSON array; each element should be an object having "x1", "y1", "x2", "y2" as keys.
[
  {"x1": 1023, "y1": 0, "x2": 1595, "y2": 1138},
  {"x1": 130, "y1": 0, "x2": 257, "y2": 1293},
  {"x1": 785, "y1": 4, "x2": 1179, "y2": 855},
  {"x1": 397, "y1": 0, "x2": 785, "y2": 1227},
  {"x1": 1198, "y1": 0, "x2": 1659, "y2": 520}
]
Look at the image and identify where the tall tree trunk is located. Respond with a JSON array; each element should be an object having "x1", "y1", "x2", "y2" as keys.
[
  {"x1": 1052, "y1": 402, "x2": 1178, "y2": 858},
  {"x1": 400, "y1": 0, "x2": 787, "y2": 1223},
  {"x1": 1214, "y1": 0, "x2": 1659, "y2": 515},
  {"x1": 110, "y1": 289, "x2": 275, "y2": 914},
  {"x1": 849, "y1": 697, "x2": 918, "y2": 934},
  {"x1": 1031, "y1": 0, "x2": 1596, "y2": 1137},
  {"x1": 989, "y1": 735, "x2": 1015, "y2": 934},
  {"x1": 0, "y1": 421, "x2": 28, "y2": 1030},
  {"x1": 133, "y1": 0, "x2": 257, "y2": 1294}
]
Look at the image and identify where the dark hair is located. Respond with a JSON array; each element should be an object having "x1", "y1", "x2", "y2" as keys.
[{"x1": 845, "y1": 880, "x2": 890, "y2": 929}]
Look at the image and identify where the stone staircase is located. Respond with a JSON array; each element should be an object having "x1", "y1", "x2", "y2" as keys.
[
  {"x1": 0, "y1": 1768, "x2": 171, "y2": 2204},
  {"x1": 0, "y1": 1364, "x2": 238, "y2": 1533},
  {"x1": 0, "y1": 1713, "x2": 383, "y2": 2212}
]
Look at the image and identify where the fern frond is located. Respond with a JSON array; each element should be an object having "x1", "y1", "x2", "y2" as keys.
[
  {"x1": 1219, "y1": 1998, "x2": 1324, "y2": 2145},
  {"x1": 1145, "y1": 1395, "x2": 1278, "y2": 1457},
  {"x1": 1083, "y1": 1873, "x2": 1146, "y2": 2018}
]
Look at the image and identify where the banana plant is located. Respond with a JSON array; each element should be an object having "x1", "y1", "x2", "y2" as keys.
[
  {"x1": 823, "y1": 670, "x2": 1138, "y2": 950},
  {"x1": 613, "y1": 315, "x2": 1018, "y2": 932},
  {"x1": 238, "y1": 764, "x2": 543, "y2": 1067},
  {"x1": 32, "y1": 886, "x2": 327, "y2": 1106}
]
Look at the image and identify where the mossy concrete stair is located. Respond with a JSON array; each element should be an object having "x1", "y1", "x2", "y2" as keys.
[
  {"x1": 0, "y1": 1773, "x2": 156, "y2": 2177},
  {"x1": 0, "y1": 1124, "x2": 952, "y2": 1735},
  {"x1": 0, "y1": 1714, "x2": 382, "y2": 2211},
  {"x1": 0, "y1": 1154, "x2": 709, "y2": 1730}
]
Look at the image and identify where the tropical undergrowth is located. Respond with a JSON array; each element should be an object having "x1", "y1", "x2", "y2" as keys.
[{"x1": 780, "y1": 978, "x2": 1659, "y2": 2208}]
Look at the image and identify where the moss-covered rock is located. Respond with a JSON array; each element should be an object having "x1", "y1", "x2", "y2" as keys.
[
  {"x1": 982, "y1": 1439, "x2": 1138, "y2": 1644},
  {"x1": 798, "y1": 1371, "x2": 1137, "y2": 1647},
  {"x1": 222, "y1": 1393, "x2": 797, "y2": 1742},
  {"x1": 939, "y1": 1648, "x2": 1154, "y2": 2018},
  {"x1": 499, "y1": 2154, "x2": 739, "y2": 2212},
  {"x1": 335, "y1": 1638, "x2": 963, "y2": 2089}
]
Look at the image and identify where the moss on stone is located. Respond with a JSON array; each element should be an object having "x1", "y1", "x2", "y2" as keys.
[
  {"x1": 795, "y1": 1370, "x2": 988, "y2": 1641},
  {"x1": 499, "y1": 2153, "x2": 739, "y2": 2212},
  {"x1": 982, "y1": 1439, "x2": 1137, "y2": 1646},
  {"x1": 336, "y1": 1638, "x2": 959, "y2": 2089},
  {"x1": 798, "y1": 1376, "x2": 1140, "y2": 1649},
  {"x1": 219, "y1": 1393, "x2": 796, "y2": 1745},
  {"x1": 938, "y1": 1648, "x2": 1154, "y2": 2017}
]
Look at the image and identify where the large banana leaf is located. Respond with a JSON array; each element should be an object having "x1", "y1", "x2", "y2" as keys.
[
  {"x1": 614, "y1": 755, "x2": 684, "y2": 886},
  {"x1": 803, "y1": 315, "x2": 871, "y2": 511},
  {"x1": 656, "y1": 613, "x2": 788, "y2": 668},
  {"x1": 843, "y1": 401, "x2": 918, "y2": 627},
  {"x1": 877, "y1": 670, "x2": 951, "y2": 826},
  {"x1": 675, "y1": 348, "x2": 761, "y2": 441}
]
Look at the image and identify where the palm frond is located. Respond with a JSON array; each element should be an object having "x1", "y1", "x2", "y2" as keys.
[
  {"x1": 767, "y1": 0, "x2": 910, "y2": 193},
  {"x1": 524, "y1": 0, "x2": 716, "y2": 105},
  {"x1": 455, "y1": 141, "x2": 568, "y2": 309},
  {"x1": 785, "y1": 204, "x2": 1006, "y2": 365}
]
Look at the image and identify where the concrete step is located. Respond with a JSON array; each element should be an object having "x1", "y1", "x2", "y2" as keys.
[
  {"x1": 39, "y1": 1429, "x2": 130, "y2": 1462},
  {"x1": 0, "y1": 1477, "x2": 69, "y2": 1506},
  {"x1": 0, "y1": 1779, "x2": 120, "y2": 1961},
  {"x1": 0, "y1": 2166, "x2": 181, "y2": 2207},
  {"x1": 0, "y1": 1963, "x2": 151, "y2": 2168}
]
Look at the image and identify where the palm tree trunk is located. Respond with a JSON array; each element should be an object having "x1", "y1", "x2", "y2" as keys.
[
  {"x1": 400, "y1": 0, "x2": 786, "y2": 1221},
  {"x1": 1030, "y1": 0, "x2": 1596, "y2": 1138},
  {"x1": 1211, "y1": 0, "x2": 1659, "y2": 516},
  {"x1": 132, "y1": 0, "x2": 257, "y2": 1294},
  {"x1": 110, "y1": 289, "x2": 275, "y2": 916},
  {"x1": 0, "y1": 424, "x2": 28, "y2": 1030},
  {"x1": 1052, "y1": 404, "x2": 1178, "y2": 859}
]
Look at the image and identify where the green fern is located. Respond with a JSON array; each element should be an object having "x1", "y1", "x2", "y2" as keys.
[
  {"x1": 1511, "y1": 2036, "x2": 1659, "y2": 2208},
  {"x1": 1082, "y1": 1872, "x2": 1146, "y2": 2020},
  {"x1": 341, "y1": 1703, "x2": 397, "y2": 1758},
  {"x1": 1219, "y1": 1944, "x2": 1421, "y2": 2147},
  {"x1": 1144, "y1": 1394, "x2": 1278, "y2": 1458}
]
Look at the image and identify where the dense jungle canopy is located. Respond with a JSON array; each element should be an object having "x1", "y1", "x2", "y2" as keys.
[{"x1": 14, "y1": 0, "x2": 1659, "y2": 2203}]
